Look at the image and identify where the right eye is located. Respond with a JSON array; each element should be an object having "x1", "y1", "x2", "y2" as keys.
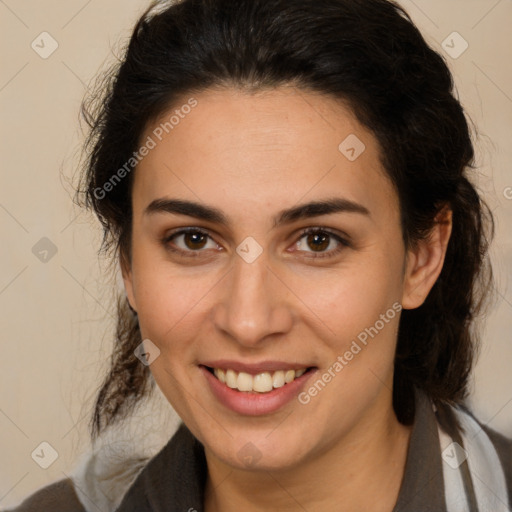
[{"x1": 162, "y1": 227, "x2": 221, "y2": 257}]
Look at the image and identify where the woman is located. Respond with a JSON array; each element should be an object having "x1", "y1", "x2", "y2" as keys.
[{"x1": 8, "y1": 0, "x2": 511, "y2": 511}]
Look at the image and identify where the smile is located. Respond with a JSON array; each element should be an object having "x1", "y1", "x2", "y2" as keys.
[{"x1": 201, "y1": 364, "x2": 317, "y2": 415}]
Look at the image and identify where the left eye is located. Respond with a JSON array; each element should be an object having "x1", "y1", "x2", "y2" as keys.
[{"x1": 293, "y1": 228, "x2": 349, "y2": 258}]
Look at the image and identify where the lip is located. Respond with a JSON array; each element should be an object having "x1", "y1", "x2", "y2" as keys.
[
  {"x1": 200, "y1": 364, "x2": 317, "y2": 416},
  {"x1": 200, "y1": 359, "x2": 311, "y2": 375}
]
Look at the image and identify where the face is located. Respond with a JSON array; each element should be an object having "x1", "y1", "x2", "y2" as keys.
[{"x1": 123, "y1": 86, "x2": 441, "y2": 472}]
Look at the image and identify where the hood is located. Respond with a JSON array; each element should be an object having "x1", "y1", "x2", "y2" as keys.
[{"x1": 70, "y1": 385, "x2": 181, "y2": 512}]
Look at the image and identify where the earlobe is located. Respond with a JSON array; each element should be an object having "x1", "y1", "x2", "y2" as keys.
[{"x1": 401, "y1": 207, "x2": 452, "y2": 310}]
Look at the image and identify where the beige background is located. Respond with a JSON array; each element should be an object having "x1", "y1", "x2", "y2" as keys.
[{"x1": 1, "y1": 0, "x2": 511, "y2": 508}]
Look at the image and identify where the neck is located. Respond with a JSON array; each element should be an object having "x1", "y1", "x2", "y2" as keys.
[{"x1": 204, "y1": 393, "x2": 413, "y2": 512}]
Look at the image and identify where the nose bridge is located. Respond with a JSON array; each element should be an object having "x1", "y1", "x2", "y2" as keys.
[{"x1": 213, "y1": 248, "x2": 292, "y2": 346}]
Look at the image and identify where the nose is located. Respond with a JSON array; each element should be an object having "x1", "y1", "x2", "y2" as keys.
[{"x1": 212, "y1": 249, "x2": 294, "y2": 348}]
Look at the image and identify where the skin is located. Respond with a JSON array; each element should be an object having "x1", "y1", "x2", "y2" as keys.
[{"x1": 122, "y1": 86, "x2": 452, "y2": 512}]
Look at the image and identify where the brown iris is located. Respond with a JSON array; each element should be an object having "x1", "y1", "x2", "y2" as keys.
[
  {"x1": 184, "y1": 231, "x2": 208, "y2": 250},
  {"x1": 306, "y1": 232, "x2": 330, "y2": 252}
]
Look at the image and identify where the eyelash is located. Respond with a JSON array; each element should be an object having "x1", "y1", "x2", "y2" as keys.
[{"x1": 161, "y1": 226, "x2": 351, "y2": 260}]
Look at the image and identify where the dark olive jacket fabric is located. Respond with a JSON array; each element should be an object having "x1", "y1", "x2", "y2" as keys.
[
  {"x1": 5, "y1": 391, "x2": 512, "y2": 512},
  {"x1": 3, "y1": 478, "x2": 85, "y2": 512}
]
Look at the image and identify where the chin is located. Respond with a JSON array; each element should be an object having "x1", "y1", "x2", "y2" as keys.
[{"x1": 203, "y1": 427, "x2": 316, "y2": 472}]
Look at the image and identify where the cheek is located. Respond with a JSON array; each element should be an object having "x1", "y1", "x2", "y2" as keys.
[
  {"x1": 130, "y1": 250, "x2": 220, "y2": 352},
  {"x1": 134, "y1": 274, "x2": 199, "y2": 337},
  {"x1": 295, "y1": 263, "x2": 402, "y2": 421},
  {"x1": 293, "y1": 253, "x2": 403, "y2": 344}
]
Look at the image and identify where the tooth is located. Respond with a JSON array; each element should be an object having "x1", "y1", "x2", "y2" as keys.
[
  {"x1": 272, "y1": 370, "x2": 285, "y2": 388},
  {"x1": 284, "y1": 370, "x2": 296, "y2": 383},
  {"x1": 253, "y1": 372, "x2": 273, "y2": 392},
  {"x1": 225, "y1": 369, "x2": 238, "y2": 388},
  {"x1": 295, "y1": 368, "x2": 306, "y2": 377},
  {"x1": 237, "y1": 372, "x2": 253, "y2": 392},
  {"x1": 214, "y1": 368, "x2": 226, "y2": 383}
]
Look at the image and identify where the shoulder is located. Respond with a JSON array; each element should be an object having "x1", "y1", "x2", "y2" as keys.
[
  {"x1": 450, "y1": 404, "x2": 512, "y2": 509},
  {"x1": 115, "y1": 422, "x2": 207, "y2": 511},
  {"x1": 480, "y1": 422, "x2": 512, "y2": 485},
  {"x1": 3, "y1": 478, "x2": 86, "y2": 512},
  {"x1": 407, "y1": 391, "x2": 512, "y2": 511},
  {"x1": 456, "y1": 406, "x2": 512, "y2": 470}
]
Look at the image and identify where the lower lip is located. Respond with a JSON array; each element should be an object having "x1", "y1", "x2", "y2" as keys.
[{"x1": 201, "y1": 366, "x2": 316, "y2": 416}]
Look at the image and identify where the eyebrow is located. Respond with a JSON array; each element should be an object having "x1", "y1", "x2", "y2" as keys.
[{"x1": 144, "y1": 197, "x2": 370, "y2": 228}]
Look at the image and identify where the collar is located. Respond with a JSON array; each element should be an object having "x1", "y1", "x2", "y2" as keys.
[{"x1": 392, "y1": 389, "x2": 446, "y2": 511}]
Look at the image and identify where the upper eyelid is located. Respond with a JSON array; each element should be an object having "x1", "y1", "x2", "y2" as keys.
[{"x1": 163, "y1": 227, "x2": 215, "y2": 243}]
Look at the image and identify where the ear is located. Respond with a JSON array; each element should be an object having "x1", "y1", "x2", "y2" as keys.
[
  {"x1": 120, "y1": 250, "x2": 137, "y2": 313},
  {"x1": 401, "y1": 206, "x2": 452, "y2": 310}
]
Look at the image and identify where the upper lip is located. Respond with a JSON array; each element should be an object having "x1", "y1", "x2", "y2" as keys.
[{"x1": 201, "y1": 360, "x2": 314, "y2": 375}]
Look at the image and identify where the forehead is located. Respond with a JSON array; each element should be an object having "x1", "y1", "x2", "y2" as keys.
[{"x1": 133, "y1": 86, "x2": 397, "y2": 223}]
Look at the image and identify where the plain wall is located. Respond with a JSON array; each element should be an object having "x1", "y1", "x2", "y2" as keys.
[{"x1": 1, "y1": 0, "x2": 511, "y2": 508}]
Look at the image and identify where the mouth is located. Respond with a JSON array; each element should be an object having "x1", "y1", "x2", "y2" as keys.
[
  {"x1": 200, "y1": 362, "x2": 318, "y2": 415},
  {"x1": 202, "y1": 365, "x2": 316, "y2": 394}
]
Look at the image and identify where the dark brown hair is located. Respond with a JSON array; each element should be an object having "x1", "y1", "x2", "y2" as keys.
[{"x1": 79, "y1": 0, "x2": 494, "y2": 439}]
